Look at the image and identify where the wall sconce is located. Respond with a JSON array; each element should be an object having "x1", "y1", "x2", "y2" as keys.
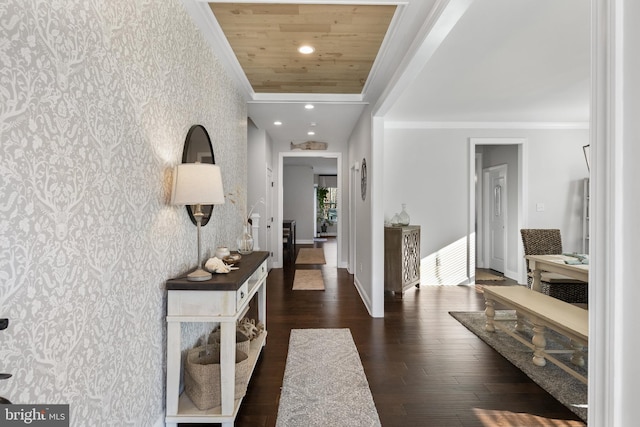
[{"x1": 171, "y1": 163, "x2": 225, "y2": 281}]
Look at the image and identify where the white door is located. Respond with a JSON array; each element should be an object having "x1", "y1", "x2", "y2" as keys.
[{"x1": 485, "y1": 165, "x2": 507, "y2": 273}]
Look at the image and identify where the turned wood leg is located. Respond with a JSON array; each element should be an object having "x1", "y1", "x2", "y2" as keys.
[
  {"x1": 515, "y1": 311, "x2": 526, "y2": 332},
  {"x1": 531, "y1": 268, "x2": 542, "y2": 292},
  {"x1": 485, "y1": 299, "x2": 496, "y2": 332},
  {"x1": 570, "y1": 340, "x2": 585, "y2": 367},
  {"x1": 532, "y1": 323, "x2": 547, "y2": 367}
]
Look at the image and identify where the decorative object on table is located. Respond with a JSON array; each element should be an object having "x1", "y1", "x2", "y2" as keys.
[
  {"x1": 183, "y1": 344, "x2": 250, "y2": 410},
  {"x1": 181, "y1": 124, "x2": 217, "y2": 226},
  {"x1": 223, "y1": 253, "x2": 242, "y2": 265},
  {"x1": 214, "y1": 246, "x2": 230, "y2": 259},
  {"x1": 204, "y1": 257, "x2": 233, "y2": 274},
  {"x1": 236, "y1": 223, "x2": 254, "y2": 255},
  {"x1": 172, "y1": 163, "x2": 225, "y2": 281},
  {"x1": 398, "y1": 203, "x2": 410, "y2": 226},
  {"x1": 236, "y1": 198, "x2": 264, "y2": 255},
  {"x1": 390, "y1": 213, "x2": 400, "y2": 226},
  {"x1": 361, "y1": 157, "x2": 367, "y2": 201}
]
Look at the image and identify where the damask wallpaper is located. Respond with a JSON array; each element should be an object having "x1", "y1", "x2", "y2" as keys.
[{"x1": 0, "y1": 1, "x2": 247, "y2": 425}]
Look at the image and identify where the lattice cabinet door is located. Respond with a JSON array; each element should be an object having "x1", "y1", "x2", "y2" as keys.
[{"x1": 384, "y1": 225, "x2": 421, "y2": 297}]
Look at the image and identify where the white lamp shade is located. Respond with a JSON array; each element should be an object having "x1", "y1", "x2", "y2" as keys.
[{"x1": 171, "y1": 163, "x2": 225, "y2": 206}]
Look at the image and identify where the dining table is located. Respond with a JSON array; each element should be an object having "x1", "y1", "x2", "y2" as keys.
[{"x1": 525, "y1": 254, "x2": 589, "y2": 293}]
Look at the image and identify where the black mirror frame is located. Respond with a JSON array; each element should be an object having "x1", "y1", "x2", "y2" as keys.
[{"x1": 182, "y1": 124, "x2": 216, "y2": 226}]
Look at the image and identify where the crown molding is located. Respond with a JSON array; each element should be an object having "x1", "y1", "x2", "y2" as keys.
[{"x1": 384, "y1": 121, "x2": 590, "y2": 130}]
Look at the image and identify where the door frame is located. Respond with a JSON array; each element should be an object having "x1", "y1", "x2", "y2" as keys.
[
  {"x1": 468, "y1": 138, "x2": 527, "y2": 284},
  {"x1": 277, "y1": 151, "x2": 342, "y2": 268}
]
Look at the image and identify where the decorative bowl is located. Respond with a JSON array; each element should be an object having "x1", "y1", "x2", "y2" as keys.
[{"x1": 223, "y1": 254, "x2": 242, "y2": 264}]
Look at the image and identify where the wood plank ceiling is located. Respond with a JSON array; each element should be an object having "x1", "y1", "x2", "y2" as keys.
[{"x1": 208, "y1": 3, "x2": 397, "y2": 94}]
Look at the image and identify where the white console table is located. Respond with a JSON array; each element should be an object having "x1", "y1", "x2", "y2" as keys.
[{"x1": 165, "y1": 251, "x2": 269, "y2": 427}]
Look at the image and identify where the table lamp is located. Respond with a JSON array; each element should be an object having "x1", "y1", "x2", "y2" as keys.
[{"x1": 172, "y1": 163, "x2": 225, "y2": 281}]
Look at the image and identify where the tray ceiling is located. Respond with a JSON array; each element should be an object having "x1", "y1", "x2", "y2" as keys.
[{"x1": 208, "y1": 2, "x2": 397, "y2": 94}]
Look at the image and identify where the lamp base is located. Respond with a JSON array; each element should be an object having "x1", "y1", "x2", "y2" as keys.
[{"x1": 187, "y1": 268, "x2": 212, "y2": 282}]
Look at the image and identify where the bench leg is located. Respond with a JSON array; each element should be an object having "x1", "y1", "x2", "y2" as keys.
[
  {"x1": 570, "y1": 340, "x2": 585, "y2": 367},
  {"x1": 484, "y1": 299, "x2": 496, "y2": 332},
  {"x1": 515, "y1": 311, "x2": 526, "y2": 332},
  {"x1": 532, "y1": 323, "x2": 547, "y2": 366}
]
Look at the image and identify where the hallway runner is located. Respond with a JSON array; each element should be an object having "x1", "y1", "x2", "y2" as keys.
[
  {"x1": 292, "y1": 270, "x2": 325, "y2": 290},
  {"x1": 276, "y1": 329, "x2": 381, "y2": 426},
  {"x1": 295, "y1": 248, "x2": 326, "y2": 264}
]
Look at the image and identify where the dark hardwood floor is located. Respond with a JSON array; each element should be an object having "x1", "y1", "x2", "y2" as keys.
[{"x1": 194, "y1": 239, "x2": 586, "y2": 427}]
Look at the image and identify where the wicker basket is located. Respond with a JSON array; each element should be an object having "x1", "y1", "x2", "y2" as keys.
[
  {"x1": 184, "y1": 344, "x2": 250, "y2": 410},
  {"x1": 208, "y1": 330, "x2": 251, "y2": 356}
]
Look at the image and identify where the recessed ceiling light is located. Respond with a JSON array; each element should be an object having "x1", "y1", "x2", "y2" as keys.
[
  {"x1": 307, "y1": 131, "x2": 315, "y2": 136},
  {"x1": 274, "y1": 121, "x2": 282, "y2": 126},
  {"x1": 310, "y1": 122, "x2": 317, "y2": 127},
  {"x1": 298, "y1": 45, "x2": 315, "y2": 54},
  {"x1": 304, "y1": 104, "x2": 314, "y2": 110}
]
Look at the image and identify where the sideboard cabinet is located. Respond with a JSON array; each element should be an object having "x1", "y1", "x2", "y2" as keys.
[
  {"x1": 165, "y1": 251, "x2": 269, "y2": 427},
  {"x1": 384, "y1": 225, "x2": 421, "y2": 297}
]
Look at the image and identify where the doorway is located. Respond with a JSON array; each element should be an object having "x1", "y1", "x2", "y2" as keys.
[
  {"x1": 278, "y1": 151, "x2": 342, "y2": 268},
  {"x1": 483, "y1": 164, "x2": 507, "y2": 273},
  {"x1": 469, "y1": 138, "x2": 527, "y2": 283}
]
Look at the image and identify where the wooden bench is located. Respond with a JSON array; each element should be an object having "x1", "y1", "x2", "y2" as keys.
[{"x1": 483, "y1": 285, "x2": 588, "y2": 384}]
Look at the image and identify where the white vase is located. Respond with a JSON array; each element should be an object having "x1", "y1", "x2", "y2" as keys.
[{"x1": 215, "y1": 246, "x2": 230, "y2": 259}]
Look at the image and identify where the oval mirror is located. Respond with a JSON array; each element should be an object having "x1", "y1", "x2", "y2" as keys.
[{"x1": 182, "y1": 124, "x2": 216, "y2": 226}]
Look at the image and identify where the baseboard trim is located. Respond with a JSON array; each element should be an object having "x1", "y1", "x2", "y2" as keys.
[{"x1": 353, "y1": 276, "x2": 375, "y2": 317}]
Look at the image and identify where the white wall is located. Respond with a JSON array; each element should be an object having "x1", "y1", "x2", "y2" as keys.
[
  {"x1": 616, "y1": 0, "x2": 640, "y2": 423},
  {"x1": 283, "y1": 166, "x2": 315, "y2": 241},
  {"x1": 0, "y1": 0, "x2": 247, "y2": 424},
  {"x1": 383, "y1": 127, "x2": 589, "y2": 285},
  {"x1": 348, "y1": 107, "x2": 378, "y2": 315}
]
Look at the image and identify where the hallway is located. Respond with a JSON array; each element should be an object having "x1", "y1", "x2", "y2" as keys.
[{"x1": 233, "y1": 239, "x2": 585, "y2": 427}]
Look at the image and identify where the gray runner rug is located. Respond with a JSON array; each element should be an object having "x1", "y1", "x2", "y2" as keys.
[
  {"x1": 276, "y1": 328, "x2": 381, "y2": 427},
  {"x1": 450, "y1": 310, "x2": 587, "y2": 422}
]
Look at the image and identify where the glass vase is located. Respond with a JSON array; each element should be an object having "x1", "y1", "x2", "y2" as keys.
[
  {"x1": 237, "y1": 223, "x2": 254, "y2": 255},
  {"x1": 398, "y1": 203, "x2": 410, "y2": 226}
]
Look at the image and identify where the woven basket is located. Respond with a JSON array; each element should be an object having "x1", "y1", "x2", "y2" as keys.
[
  {"x1": 208, "y1": 330, "x2": 251, "y2": 356},
  {"x1": 184, "y1": 344, "x2": 250, "y2": 410}
]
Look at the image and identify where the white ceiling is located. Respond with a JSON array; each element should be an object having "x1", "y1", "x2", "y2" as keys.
[
  {"x1": 187, "y1": 0, "x2": 591, "y2": 147},
  {"x1": 385, "y1": 0, "x2": 591, "y2": 123}
]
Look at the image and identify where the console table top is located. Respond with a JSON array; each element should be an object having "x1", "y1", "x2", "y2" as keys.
[{"x1": 166, "y1": 251, "x2": 269, "y2": 291}]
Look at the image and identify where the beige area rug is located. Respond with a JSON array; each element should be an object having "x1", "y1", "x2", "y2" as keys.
[
  {"x1": 292, "y1": 269, "x2": 325, "y2": 290},
  {"x1": 276, "y1": 329, "x2": 381, "y2": 426},
  {"x1": 476, "y1": 270, "x2": 505, "y2": 281},
  {"x1": 295, "y1": 248, "x2": 326, "y2": 265}
]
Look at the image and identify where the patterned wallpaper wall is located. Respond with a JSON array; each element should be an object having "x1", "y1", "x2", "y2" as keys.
[{"x1": 0, "y1": 1, "x2": 247, "y2": 425}]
